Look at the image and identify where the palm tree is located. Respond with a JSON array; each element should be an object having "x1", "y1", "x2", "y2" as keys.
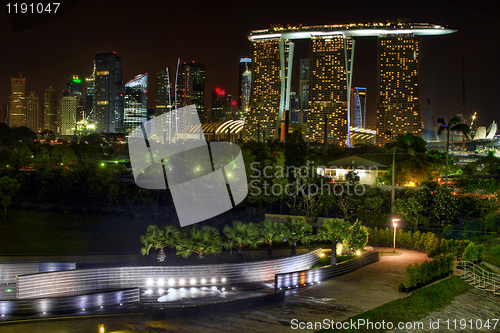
[
  {"x1": 259, "y1": 220, "x2": 287, "y2": 258},
  {"x1": 223, "y1": 221, "x2": 261, "y2": 259},
  {"x1": 284, "y1": 216, "x2": 314, "y2": 256},
  {"x1": 437, "y1": 117, "x2": 470, "y2": 186},
  {"x1": 316, "y1": 219, "x2": 351, "y2": 265},
  {"x1": 176, "y1": 225, "x2": 222, "y2": 259},
  {"x1": 140, "y1": 225, "x2": 180, "y2": 262}
]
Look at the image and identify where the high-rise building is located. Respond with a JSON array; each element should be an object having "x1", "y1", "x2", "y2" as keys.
[
  {"x1": 243, "y1": 39, "x2": 293, "y2": 141},
  {"x1": 352, "y1": 87, "x2": 367, "y2": 128},
  {"x1": 94, "y1": 52, "x2": 124, "y2": 133},
  {"x1": 376, "y1": 36, "x2": 421, "y2": 145},
  {"x1": 307, "y1": 36, "x2": 353, "y2": 145},
  {"x1": 0, "y1": 104, "x2": 7, "y2": 124},
  {"x1": 123, "y1": 73, "x2": 148, "y2": 134},
  {"x1": 239, "y1": 57, "x2": 252, "y2": 113},
  {"x1": 155, "y1": 68, "x2": 172, "y2": 117},
  {"x1": 211, "y1": 88, "x2": 232, "y2": 122},
  {"x1": 176, "y1": 61, "x2": 205, "y2": 125},
  {"x1": 245, "y1": 23, "x2": 454, "y2": 146},
  {"x1": 43, "y1": 87, "x2": 58, "y2": 133},
  {"x1": 8, "y1": 76, "x2": 26, "y2": 127},
  {"x1": 85, "y1": 62, "x2": 96, "y2": 122},
  {"x1": 59, "y1": 96, "x2": 78, "y2": 135},
  {"x1": 63, "y1": 74, "x2": 84, "y2": 121},
  {"x1": 299, "y1": 58, "x2": 309, "y2": 110},
  {"x1": 26, "y1": 92, "x2": 39, "y2": 132}
]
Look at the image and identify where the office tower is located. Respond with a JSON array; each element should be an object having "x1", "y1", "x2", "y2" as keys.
[
  {"x1": 352, "y1": 87, "x2": 367, "y2": 128},
  {"x1": 59, "y1": 96, "x2": 77, "y2": 135},
  {"x1": 94, "y1": 52, "x2": 124, "y2": 133},
  {"x1": 211, "y1": 88, "x2": 232, "y2": 122},
  {"x1": 299, "y1": 58, "x2": 309, "y2": 110},
  {"x1": 308, "y1": 36, "x2": 353, "y2": 145},
  {"x1": 239, "y1": 57, "x2": 251, "y2": 112},
  {"x1": 8, "y1": 76, "x2": 26, "y2": 127},
  {"x1": 43, "y1": 87, "x2": 58, "y2": 132},
  {"x1": 177, "y1": 61, "x2": 205, "y2": 126},
  {"x1": 26, "y1": 92, "x2": 39, "y2": 132},
  {"x1": 155, "y1": 68, "x2": 172, "y2": 116},
  {"x1": 244, "y1": 39, "x2": 293, "y2": 141},
  {"x1": 123, "y1": 73, "x2": 148, "y2": 134},
  {"x1": 63, "y1": 74, "x2": 84, "y2": 120},
  {"x1": 85, "y1": 62, "x2": 96, "y2": 122},
  {"x1": 0, "y1": 104, "x2": 6, "y2": 124},
  {"x1": 376, "y1": 36, "x2": 421, "y2": 146}
]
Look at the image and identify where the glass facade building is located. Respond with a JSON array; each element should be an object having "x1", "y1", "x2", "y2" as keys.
[
  {"x1": 124, "y1": 73, "x2": 148, "y2": 135},
  {"x1": 26, "y1": 91, "x2": 39, "y2": 132},
  {"x1": 95, "y1": 52, "x2": 124, "y2": 133},
  {"x1": 43, "y1": 87, "x2": 58, "y2": 133},
  {"x1": 176, "y1": 62, "x2": 205, "y2": 127},
  {"x1": 63, "y1": 74, "x2": 84, "y2": 121},
  {"x1": 352, "y1": 87, "x2": 367, "y2": 128},
  {"x1": 238, "y1": 57, "x2": 252, "y2": 114}
]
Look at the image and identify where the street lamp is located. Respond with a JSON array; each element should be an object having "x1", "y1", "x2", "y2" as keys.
[{"x1": 392, "y1": 218, "x2": 400, "y2": 251}]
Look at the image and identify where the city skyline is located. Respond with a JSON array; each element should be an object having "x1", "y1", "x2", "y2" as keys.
[{"x1": 0, "y1": 0, "x2": 499, "y2": 132}]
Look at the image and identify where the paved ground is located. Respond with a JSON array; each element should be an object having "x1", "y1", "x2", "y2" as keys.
[
  {"x1": 389, "y1": 288, "x2": 500, "y2": 333},
  {"x1": 0, "y1": 247, "x2": 431, "y2": 333}
]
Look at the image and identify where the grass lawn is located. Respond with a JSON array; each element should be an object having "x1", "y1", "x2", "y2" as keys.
[{"x1": 316, "y1": 276, "x2": 472, "y2": 333}]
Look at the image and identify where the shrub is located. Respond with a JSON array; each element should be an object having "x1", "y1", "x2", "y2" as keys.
[
  {"x1": 397, "y1": 229, "x2": 405, "y2": 248},
  {"x1": 412, "y1": 231, "x2": 421, "y2": 249},
  {"x1": 462, "y1": 243, "x2": 485, "y2": 263},
  {"x1": 402, "y1": 231, "x2": 413, "y2": 249}
]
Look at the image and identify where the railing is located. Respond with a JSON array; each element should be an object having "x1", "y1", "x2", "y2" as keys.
[
  {"x1": 454, "y1": 261, "x2": 500, "y2": 296},
  {"x1": 275, "y1": 250, "x2": 380, "y2": 290}
]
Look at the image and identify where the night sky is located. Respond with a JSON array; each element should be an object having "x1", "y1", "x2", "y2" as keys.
[{"x1": 1, "y1": 0, "x2": 499, "y2": 130}]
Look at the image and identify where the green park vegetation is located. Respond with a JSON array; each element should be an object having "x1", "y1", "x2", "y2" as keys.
[{"x1": 316, "y1": 276, "x2": 472, "y2": 333}]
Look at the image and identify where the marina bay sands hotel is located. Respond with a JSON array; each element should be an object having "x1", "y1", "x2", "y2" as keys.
[{"x1": 242, "y1": 23, "x2": 456, "y2": 146}]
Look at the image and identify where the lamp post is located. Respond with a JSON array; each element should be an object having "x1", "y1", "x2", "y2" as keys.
[{"x1": 392, "y1": 218, "x2": 400, "y2": 251}]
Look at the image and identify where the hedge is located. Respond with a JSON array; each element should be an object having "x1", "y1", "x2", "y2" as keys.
[{"x1": 400, "y1": 254, "x2": 455, "y2": 291}]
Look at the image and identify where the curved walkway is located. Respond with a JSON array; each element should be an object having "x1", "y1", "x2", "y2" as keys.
[{"x1": 0, "y1": 247, "x2": 429, "y2": 333}]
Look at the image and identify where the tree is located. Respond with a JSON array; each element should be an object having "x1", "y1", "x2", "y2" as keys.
[
  {"x1": 140, "y1": 225, "x2": 180, "y2": 262},
  {"x1": 344, "y1": 220, "x2": 369, "y2": 253},
  {"x1": 259, "y1": 220, "x2": 287, "y2": 258},
  {"x1": 284, "y1": 130, "x2": 307, "y2": 169},
  {"x1": 0, "y1": 176, "x2": 21, "y2": 219},
  {"x1": 437, "y1": 117, "x2": 470, "y2": 186},
  {"x1": 345, "y1": 170, "x2": 360, "y2": 184},
  {"x1": 316, "y1": 219, "x2": 352, "y2": 265},
  {"x1": 393, "y1": 192, "x2": 429, "y2": 231},
  {"x1": 286, "y1": 167, "x2": 325, "y2": 225},
  {"x1": 176, "y1": 225, "x2": 222, "y2": 259},
  {"x1": 284, "y1": 216, "x2": 314, "y2": 255},
  {"x1": 222, "y1": 221, "x2": 261, "y2": 259}
]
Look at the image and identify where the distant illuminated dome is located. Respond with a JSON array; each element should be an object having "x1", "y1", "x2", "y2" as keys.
[
  {"x1": 248, "y1": 22, "x2": 456, "y2": 40},
  {"x1": 473, "y1": 121, "x2": 497, "y2": 140},
  {"x1": 190, "y1": 120, "x2": 245, "y2": 135}
]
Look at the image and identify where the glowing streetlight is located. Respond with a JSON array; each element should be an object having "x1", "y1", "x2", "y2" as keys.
[
  {"x1": 98, "y1": 324, "x2": 105, "y2": 333},
  {"x1": 392, "y1": 218, "x2": 400, "y2": 251}
]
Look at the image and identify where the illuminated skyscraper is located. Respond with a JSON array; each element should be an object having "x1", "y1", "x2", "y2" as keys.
[
  {"x1": 239, "y1": 57, "x2": 251, "y2": 114},
  {"x1": 245, "y1": 23, "x2": 454, "y2": 146},
  {"x1": 26, "y1": 92, "x2": 39, "y2": 132},
  {"x1": 155, "y1": 68, "x2": 171, "y2": 116},
  {"x1": 43, "y1": 87, "x2": 58, "y2": 132},
  {"x1": 8, "y1": 76, "x2": 26, "y2": 127},
  {"x1": 308, "y1": 36, "x2": 353, "y2": 145},
  {"x1": 376, "y1": 36, "x2": 421, "y2": 145},
  {"x1": 95, "y1": 52, "x2": 124, "y2": 133},
  {"x1": 85, "y1": 62, "x2": 96, "y2": 122},
  {"x1": 176, "y1": 61, "x2": 205, "y2": 125},
  {"x1": 244, "y1": 39, "x2": 293, "y2": 141},
  {"x1": 63, "y1": 74, "x2": 84, "y2": 120},
  {"x1": 352, "y1": 87, "x2": 367, "y2": 128},
  {"x1": 59, "y1": 96, "x2": 77, "y2": 135},
  {"x1": 123, "y1": 73, "x2": 148, "y2": 134},
  {"x1": 299, "y1": 58, "x2": 309, "y2": 110}
]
